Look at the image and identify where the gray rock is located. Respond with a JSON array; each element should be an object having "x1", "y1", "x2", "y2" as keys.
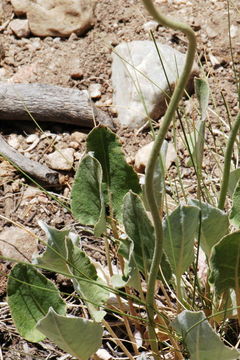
[
  {"x1": 112, "y1": 40, "x2": 198, "y2": 129},
  {"x1": 10, "y1": 0, "x2": 95, "y2": 37}
]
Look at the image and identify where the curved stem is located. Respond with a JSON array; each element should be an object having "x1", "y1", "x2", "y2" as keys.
[
  {"x1": 142, "y1": 0, "x2": 197, "y2": 358},
  {"x1": 218, "y1": 111, "x2": 240, "y2": 210}
]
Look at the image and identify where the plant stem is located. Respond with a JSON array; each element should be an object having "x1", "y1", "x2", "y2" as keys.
[
  {"x1": 218, "y1": 112, "x2": 240, "y2": 210},
  {"x1": 103, "y1": 320, "x2": 135, "y2": 360},
  {"x1": 141, "y1": 0, "x2": 197, "y2": 358}
]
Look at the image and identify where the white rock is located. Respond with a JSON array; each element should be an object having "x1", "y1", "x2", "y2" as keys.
[
  {"x1": 112, "y1": 41, "x2": 198, "y2": 128},
  {"x1": 9, "y1": 19, "x2": 30, "y2": 38},
  {"x1": 25, "y1": 133, "x2": 38, "y2": 144},
  {"x1": 7, "y1": 133, "x2": 20, "y2": 149},
  {"x1": 143, "y1": 20, "x2": 159, "y2": 32},
  {"x1": 31, "y1": 38, "x2": 41, "y2": 51},
  {"x1": 94, "y1": 349, "x2": 112, "y2": 360},
  {"x1": 135, "y1": 142, "x2": 154, "y2": 173},
  {"x1": 46, "y1": 148, "x2": 75, "y2": 170},
  {"x1": 135, "y1": 141, "x2": 177, "y2": 173},
  {"x1": 0, "y1": 226, "x2": 38, "y2": 261},
  {"x1": 230, "y1": 24, "x2": 238, "y2": 39},
  {"x1": 89, "y1": 83, "x2": 102, "y2": 99},
  {"x1": 11, "y1": 0, "x2": 95, "y2": 37}
]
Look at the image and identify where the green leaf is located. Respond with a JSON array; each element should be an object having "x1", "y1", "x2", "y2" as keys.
[
  {"x1": 189, "y1": 199, "x2": 229, "y2": 258},
  {"x1": 186, "y1": 120, "x2": 205, "y2": 170},
  {"x1": 230, "y1": 180, "x2": 240, "y2": 227},
  {"x1": 172, "y1": 310, "x2": 240, "y2": 360},
  {"x1": 87, "y1": 126, "x2": 141, "y2": 220},
  {"x1": 33, "y1": 222, "x2": 75, "y2": 274},
  {"x1": 7, "y1": 263, "x2": 66, "y2": 342},
  {"x1": 209, "y1": 232, "x2": 240, "y2": 294},
  {"x1": 228, "y1": 169, "x2": 240, "y2": 197},
  {"x1": 194, "y1": 78, "x2": 209, "y2": 121},
  {"x1": 37, "y1": 308, "x2": 103, "y2": 360},
  {"x1": 66, "y1": 239, "x2": 108, "y2": 321},
  {"x1": 163, "y1": 205, "x2": 200, "y2": 279},
  {"x1": 187, "y1": 77, "x2": 209, "y2": 169},
  {"x1": 123, "y1": 191, "x2": 172, "y2": 281},
  {"x1": 71, "y1": 155, "x2": 106, "y2": 236}
]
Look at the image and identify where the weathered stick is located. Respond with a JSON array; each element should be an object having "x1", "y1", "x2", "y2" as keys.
[
  {"x1": 0, "y1": 82, "x2": 114, "y2": 128},
  {"x1": 0, "y1": 134, "x2": 59, "y2": 186}
]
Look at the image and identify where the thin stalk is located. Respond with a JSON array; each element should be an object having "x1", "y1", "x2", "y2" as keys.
[
  {"x1": 218, "y1": 112, "x2": 240, "y2": 209},
  {"x1": 103, "y1": 320, "x2": 135, "y2": 360},
  {"x1": 142, "y1": 0, "x2": 197, "y2": 358}
]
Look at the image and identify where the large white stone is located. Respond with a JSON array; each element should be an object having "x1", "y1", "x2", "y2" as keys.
[{"x1": 112, "y1": 41, "x2": 198, "y2": 129}]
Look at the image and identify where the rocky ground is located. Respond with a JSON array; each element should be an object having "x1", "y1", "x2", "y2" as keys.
[{"x1": 0, "y1": 0, "x2": 239, "y2": 359}]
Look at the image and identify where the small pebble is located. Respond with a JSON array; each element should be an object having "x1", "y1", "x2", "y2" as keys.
[
  {"x1": 143, "y1": 20, "x2": 159, "y2": 32},
  {"x1": 9, "y1": 19, "x2": 30, "y2": 38},
  {"x1": 88, "y1": 83, "x2": 102, "y2": 99}
]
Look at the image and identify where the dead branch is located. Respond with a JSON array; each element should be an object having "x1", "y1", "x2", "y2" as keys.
[
  {"x1": 0, "y1": 134, "x2": 59, "y2": 186},
  {"x1": 0, "y1": 82, "x2": 114, "y2": 128}
]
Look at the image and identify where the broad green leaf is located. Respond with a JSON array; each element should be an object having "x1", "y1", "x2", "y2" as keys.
[
  {"x1": 66, "y1": 239, "x2": 108, "y2": 321},
  {"x1": 209, "y1": 232, "x2": 240, "y2": 294},
  {"x1": 163, "y1": 205, "x2": 200, "y2": 279},
  {"x1": 123, "y1": 191, "x2": 172, "y2": 281},
  {"x1": 71, "y1": 155, "x2": 106, "y2": 236},
  {"x1": 230, "y1": 180, "x2": 240, "y2": 227},
  {"x1": 228, "y1": 169, "x2": 240, "y2": 197},
  {"x1": 194, "y1": 78, "x2": 209, "y2": 121},
  {"x1": 87, "y1": 126, "x2": 141, "y2": 220},
  {"x1": 189, "y1": 199, "x2": 229, "y2": 258},
  {"x1": 37, "y1": 308, "x2": 103, "y2": 360},
  {"x1": 7, "y1": 263, "x2": 66, "y2": 342},
  {"x1": 33, "y1": 222, "x2": 75, "y2": 274},
  {"x1": 172, "y1": 310, "x2": 240, "y2": 360}
]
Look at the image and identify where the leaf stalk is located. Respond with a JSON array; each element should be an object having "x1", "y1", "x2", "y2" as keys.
[{"x1": 142, "y1": 0, "x2": 197, "y2": 358}]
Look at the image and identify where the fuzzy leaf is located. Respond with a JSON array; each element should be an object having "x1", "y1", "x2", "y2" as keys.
[
  {"x1": 123, "y1": 191, "x2": 172, "y2": 281},
  {"x1": 186, "y1": 120, "x2": 205, "y2": 170},
  {"x1": 209, "y1": 232, "x2": 240, "y2": 294},
  {"x1": 87, "y1": 126, "x2": 141, "y2": 220},
  {"x1": 172, "y1": 310, "x2": 240, "y2": 360},
  {"x1": 7, "y1": 264, "x2": 66, "y2": 342},
  {"x1": 189, "y1": 199, "x2": 229, "y2": 258},
  {"x1": 33, "y1": 222, "x2": 77, "y2": 274},
  {"x1": 195, "y1": 78, "x2": 209, "y2": 121},
  {"x1": 230, "y1": 181, "x2": 240, "y2": 228},
  {"x1": 37, "y1": 308, "x2": 103, "y2": 360},
  {"x1": 163, "y1": 205, "x2": 200, "y2": 279},
  {"x1": 71, "y1": 155, "x2": 106, "y2": 236},
  {"x1": 229, "y1": 169, "x2": 240, "y2": 197},
  {"x1": 66, "y1": 239, "x2": 108, "y2": 321}
]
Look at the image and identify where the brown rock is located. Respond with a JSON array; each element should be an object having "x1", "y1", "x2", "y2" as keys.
[
  {"x1": 9, "y1": 19, "x2": 30, "y2": 38},
  {"x1": 11, "y1": 0, "x2": 96, "y2": 38},
  {"x1": 46, "y1": 148, "x2": 75, "y2": 170},
  {"x1": 0, "y1": 226, "x2": 38, "y2": 261}
]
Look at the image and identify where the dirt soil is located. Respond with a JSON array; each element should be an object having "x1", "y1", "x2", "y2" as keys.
[{"x1": 0, "y1": 0, "x2": 239, "y2": 359}]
